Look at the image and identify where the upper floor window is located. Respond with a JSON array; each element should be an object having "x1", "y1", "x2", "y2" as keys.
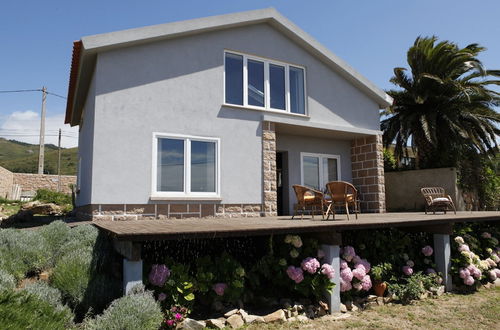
[{"x1": 224, "y1": 51, "x2": 307, "y2": 115}]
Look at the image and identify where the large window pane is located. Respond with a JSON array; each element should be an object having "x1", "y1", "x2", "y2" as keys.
[
  {"x1": 290, "y1": 66, "x2": 305, "y2": 114},
  {"x1": 191, "y1": 141, "x2": 216, "y2": 192},
  {"x1": 225, "y1": 53, "x2": 243, "y2": 105},
  {"x1": 303, "y1": 156, "x2": 319, "y2": 190},
  {"x1": 323, "y1": 158, "x2": 338, "y2": 183},
  {"x1": 270, "y1": 64, "x2": 285, "y2": 110},
  {"x1": 157, "y1": 138, "x2": 184, "y2": 192},
  {"x1": 248, "y1": 59, "x2": 265, "y2": 107}
]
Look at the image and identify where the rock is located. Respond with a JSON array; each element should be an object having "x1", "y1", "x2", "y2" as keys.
[
  {"x1": 206, "y1": 319, "x2": 225, "y2": 329},
  {"x1": 364, "y1": 301, "x2": 378, "y2": 309},
  {"x1": 366, "y1": 295, "x2": 378, "y2": 302},
  {"x1": 284, "y1": 309, "x2": 292, "y2": 318},
  {"x1": 420, "y1": 292, "x2": 430, "y2": 300},
  {"x1": 435, "y1": 286, "x2": 445, "y2": 296},
  {"x1": 293, "y1": 304, "x2": 304, "y2": 312},
  {"x1": 238, "y1": 309, "x2": 248, "y2": 319},
  {"x1": 345, "y1": 301, "x2": 358, "y2": 312},
  {"x1": 376, "y1": 297, "x2": 384, "y2": 306},
  {"x1": 291, "y1": 310, "x2": 299, "y2": 317},
  {"x1": 244, "y1": 315, "x2": 265, "y2": 324},
  {"x1": 319, "y1": 301, "x2": 329, "y2": 312},
  {"x1": 39, "y1": 271, "x2": 50, "y2": 282},
  {"x1": 180, "y1": 318, "x2": 206, "y2": 330},
  {"x1": 21, "y1": 201, "x2": 62, "y2": 215},
  {"x1": 296, "y1": 315, "x2": 309, "y2": 322},
  {"x1": 287, "y1": 316, "x2": 298, "y2": 322},
  {"x1": 340, "y1": 303, "x2": 347, "y2": 313},
  {"x1": 224, "y1": 309, "x2": 239, "y2": 318},
  {"x1": 317, "y1": 302, "x2": 328, "y2": 317},
  {"x1": 494, "y1": 278, "x2": 500, "y2": 287},
  {"x1": 383, "y1": 296, "x2": 393, "y2": 304},
  {"x1": 321, "y1": 313, "x2": 351, "y2": 321},
  {"x1": 263, "y1": 309, "x2": 286, "y2": 323},
  {"x1": 226, "y1": 314, "x2": 244, "y2": 328}
]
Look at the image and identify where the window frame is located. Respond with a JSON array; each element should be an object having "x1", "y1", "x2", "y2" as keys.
[
  {"x1": 151, "y1": 132, "x2": 221, "y2": 199},
  {"x1": 300, "y1": 152, "x2": 341, "y2": 190},
  {"x1": 223, "y1": 50, "x2": 308, "y2": 116}
]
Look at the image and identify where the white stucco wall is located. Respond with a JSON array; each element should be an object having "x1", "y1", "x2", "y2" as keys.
[{"x1": 83, "y1": 23, "x2": 379, "y2": 205}]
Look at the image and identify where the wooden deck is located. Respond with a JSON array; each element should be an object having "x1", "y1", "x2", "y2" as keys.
[{"x1": 94, "y1": 211, "x2": 500, "y2": 242}]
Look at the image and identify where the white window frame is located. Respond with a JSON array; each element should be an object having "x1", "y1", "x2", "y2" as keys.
[
  {"x1": 151, "y1": 132, "x2": 221, "y2": 199},
  {"x1": 300, "y1": 152, "x2": 341, "y2": 190},
  {"x1": 223, "y1": 50, "x2": 308, "y2": 116}
]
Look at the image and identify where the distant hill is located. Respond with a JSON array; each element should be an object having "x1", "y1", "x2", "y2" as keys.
[{"x1": 0, "y1": 138, "x2": 78, "y2": 175}]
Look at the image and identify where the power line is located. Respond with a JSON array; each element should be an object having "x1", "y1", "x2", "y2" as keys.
[{"x1": 0, "y1": 89, "x2": 67, "y2": 99}]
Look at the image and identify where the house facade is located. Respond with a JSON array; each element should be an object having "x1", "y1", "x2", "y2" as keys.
[{"x1": 66, "y1": 8, "x2": 392, "y2": 220}]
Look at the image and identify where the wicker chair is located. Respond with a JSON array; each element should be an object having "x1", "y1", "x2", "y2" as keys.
[
  {"x1": 325, "y1": 181, "x2": 359, "y2": 220},
  {"x1": 421, "y1": 187, "x2": 457, "y2": 215},
  {"x1": 292, "y1": 185, "x2": 327, "y2": 220}
]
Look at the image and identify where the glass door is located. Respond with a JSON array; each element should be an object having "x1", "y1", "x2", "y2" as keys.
[{"x1": 301, "y1": 153, "x2": 340, "y2": 191}]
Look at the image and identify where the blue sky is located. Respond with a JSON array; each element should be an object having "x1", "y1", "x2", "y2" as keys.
[{"x1": 1, "y1": 0, "x2": 499, "y2": 147}]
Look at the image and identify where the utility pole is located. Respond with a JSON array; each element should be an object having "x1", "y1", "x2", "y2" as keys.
[
  {"x1": 38, "y1": 86, "x2": 47, "y2": 174},
  {"x1": 57, "y1": 128, "x2": 62, "y2": 192}
]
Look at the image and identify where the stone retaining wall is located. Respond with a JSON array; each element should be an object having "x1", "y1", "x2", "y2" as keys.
[
  {"x1": 75, "y1": 203, "x2": 264, "y2": 221},
  {"x1": 13, "y1": 173, "x2": 76, "y2": 195},
  {"x1": 0, "y1": 166, "x2": 14, "y2": 199}
]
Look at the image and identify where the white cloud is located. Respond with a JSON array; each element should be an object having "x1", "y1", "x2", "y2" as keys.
[{"x1": 0, "y1": 110, "x2": 78, "y2": 148}]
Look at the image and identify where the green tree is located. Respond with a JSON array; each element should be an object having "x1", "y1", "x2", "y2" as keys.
[{"x1": 381, "y1": 36, "x2": 500, "y2": 169}]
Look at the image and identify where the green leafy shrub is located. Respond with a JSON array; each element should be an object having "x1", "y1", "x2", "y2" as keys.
[
  {"x1": 389, "y1": 272, "x2": 437, "y2": 304},
  {"x1": 38, "y1": 221, "x2": 71, "y2": 266},
  {"x1": 23, "y1": 281, "x2": 63, "y2": 308},
  {"x1": 0, "y1": 269, "x2": 16, "y2": 291},
  {"x1": 0, "y1": 229, "x2": 49, "y2": 279},
  {"x1": 51, "y1": 249, "x2": 93, "y2": 306},
  {"x1": 0, "y1": 290, "x2": 72, "y2": 330},
  {"x1": 84, "y1": 291, "x2": 163, "y2": 330},
  {"x1": 34, "y1": 189, "x2": 72, "y2": 206},
  {"x1": 371, "y1": 262, "x2": 393, "y2": 282}
]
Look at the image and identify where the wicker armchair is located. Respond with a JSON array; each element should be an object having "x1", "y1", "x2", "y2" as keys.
[
  {"x1": 421, "y1": 187, "x2": 457, "y2": 215},
  {"x1": 325, "y1": 181, "x2": 359, "y2": 220},
  {"x1": 292, "y1": 185, "x2": 327, "y2": 220}
]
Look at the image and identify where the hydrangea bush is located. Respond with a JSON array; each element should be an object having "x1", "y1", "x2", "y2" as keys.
[{"x1": 339, "y1": 245, "x2": 372, "y2": 297}]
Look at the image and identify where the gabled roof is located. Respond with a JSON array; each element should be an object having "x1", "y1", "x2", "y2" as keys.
[{"x1": 65, "y1": 8, "x2": 393, "y2": 126}]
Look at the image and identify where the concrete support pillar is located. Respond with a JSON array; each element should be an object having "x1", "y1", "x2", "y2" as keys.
[
  {"x1": 433, "y1": 234, "x2": 452, "y2": 291},
  {"x1": 322, "y1": 244, "x2": 341, "y2": 313},
  {"x1": 123, "y1": 258, "x2": 143, "y2": 295}
]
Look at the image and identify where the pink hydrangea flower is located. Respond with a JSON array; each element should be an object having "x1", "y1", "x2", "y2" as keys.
[
  {"x1": 158, "y1": 293, "x2": 167, "y2": 301},
  {"x1": 495, "y1": 269, "x2": 500, "y2": 278},
  {"x1": 301, "y1": 257, "x2": 320, "y2": 274},
  {"x1": 340, "y1": 278, "x2": 352, "y2": 292},
  {"x1": 317, "y1": 249, "x2": 325, "y2": 259},
  {"x1": 486, "y1": 258, "x2": 496, "y2": 268},
  {"x1": 481, "y1": 232, "x2": 492, "y2": 239},
  {"x1": 464, "y1": 276, "x2": 475, "y2": 286},
  {"x1": 361, "y1": 275, "x2": 372, "y2": 291},
  {"x1": 340, "y1": 259, "x2": 348, "y2": 270},
  {"x1": 352, "y1": 266, "x2": 366, "y2": 280},
  {"x1": 321, "y1": 263, "x2": 335, "y2": 280},
  {"x1": 149, "y1": 264, "x2": 170, "y2": 287},
  {"x1": 340, "y1": 267, "x2": 353, "y2": 282},
  {"x1": 467, "y1": 265, "x2": 482, "y2": 279},
  {"x1": 342, "y1": 246, "x2": 356, "y2": 262},
  {"x1": 458, "y1": 244, "x2": 470, "y2": 252},
  {"x1": 213, "y1": 283, "x2": 228, "y2": 296},
  {"x1": 402, "y1": 266, "x2": 413, "y2": 276},
  {"x1": 426, "y1": 268, "x2": 436, "y2": 275},
  {"x1": 459, "y1": 268, "x2": 470, "y2": 279},
  {"x1": 355, "y1": 259, "x2": 371, "y2": 273},
  {"x1": 166, "y1": 319, "x2": 175, "y2": 327},
  {"x1": 422, "y1": 245, "x2": 434, "y2": 257},
  {"x1": 286, "y1": 266, "x2": 304, "y2": 284},
  {"x1": 352, "y1": 255, "x2": 362, "y2": 264},
  {"x1": 488, "y1": 270, "x2": 497, "y2": 281}
]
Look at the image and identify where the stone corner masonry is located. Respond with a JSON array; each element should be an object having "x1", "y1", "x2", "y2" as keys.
[
  {"x1": 262, "y1": 121, "x2": 278, "y2": 217},
  {"x1": 351, "y1": 135, "x2": 386, "y2": 213}
]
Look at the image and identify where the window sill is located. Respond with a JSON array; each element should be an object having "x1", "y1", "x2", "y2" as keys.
[
  {"x1": 150, "y1": 195, "x2": 222, "y2": 201},
  {"x1": 222, "y1": 103, "x2": 310, "y2": 118}
]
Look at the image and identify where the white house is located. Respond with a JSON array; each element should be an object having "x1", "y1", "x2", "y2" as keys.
[{"x1": 65, "y1": 8, "x2": 392, "y2": 220}]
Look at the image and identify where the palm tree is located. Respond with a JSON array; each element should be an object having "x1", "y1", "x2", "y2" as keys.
[{"x1": 381, "y1": 36, "x2": 500, "y2": 169}]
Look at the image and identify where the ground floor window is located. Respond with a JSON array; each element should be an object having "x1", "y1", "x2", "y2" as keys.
[
  {"x1": 152, "y1": 133, "x2": 219, "y2": 198},
  {"x1": 300, "y1": 152, "x2": 340, "y2": 191}
]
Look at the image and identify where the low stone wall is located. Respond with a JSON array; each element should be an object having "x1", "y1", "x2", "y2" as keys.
[
  {"x1": 75, "y1": 203, "x2": 264, "y2": 221},
  {"x1": 12, "y1": 173, "x2": 76, "y2": 195},
  {"x1": 0, "y1": 166, "x2": 14, "y2": 199},
  {"x1": 385, "y1": 167, "x2": 465, "y2": 211}
]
